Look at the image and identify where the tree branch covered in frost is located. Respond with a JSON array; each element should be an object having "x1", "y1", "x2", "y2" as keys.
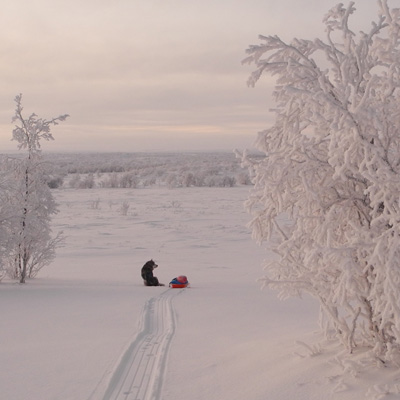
[
  {"x1": 12, "y1": 94, "x2": 69, "y2": 152},
  {"x1": 242, "y1": 1, "x2": 400, "y2": 363}
]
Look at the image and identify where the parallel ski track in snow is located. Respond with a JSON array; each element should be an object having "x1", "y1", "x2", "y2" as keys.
[{"x1": 99, "y1": 288, "x2": 185, "y2": 400}]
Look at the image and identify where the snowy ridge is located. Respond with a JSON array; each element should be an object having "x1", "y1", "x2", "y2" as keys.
[{"x1": 94, "y1": 288, "x2": 184, "y2": 400}]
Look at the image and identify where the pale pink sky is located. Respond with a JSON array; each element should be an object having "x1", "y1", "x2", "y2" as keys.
[{"x1": 0, "y1": 0, "x2": 378, "y2": 152}]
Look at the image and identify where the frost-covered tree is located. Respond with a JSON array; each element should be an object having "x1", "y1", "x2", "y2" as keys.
[
  {"x1": 0, "y1": 156, "x2": 15, "y2": 280},
  {"x1": 241, "y1": 1, "x2": 400, "y2": 363},
  {"x1": 6, "y1": 94, "x2": 68, "y2": 283}
]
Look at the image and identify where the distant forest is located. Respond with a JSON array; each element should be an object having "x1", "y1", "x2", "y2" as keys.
[{"x1": 32, "y1": 152, "x2": 259, "y2": 189}]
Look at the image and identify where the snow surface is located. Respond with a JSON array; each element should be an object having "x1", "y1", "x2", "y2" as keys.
[{"x1": 1, "y1": 187, "x2": 398, "y2": 400}]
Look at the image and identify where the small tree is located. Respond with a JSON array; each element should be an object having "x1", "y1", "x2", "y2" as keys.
[
  {"x1": 7, "y1": 94, "x2": 68, "y2": 283},
  {"x1": 241, "y1": 1, "x2": 400, "y2": 363}
]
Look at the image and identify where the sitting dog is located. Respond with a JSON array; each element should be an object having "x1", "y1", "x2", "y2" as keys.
[{"x1": 141, "y1": 259, "x2": 164, "y2": 286}]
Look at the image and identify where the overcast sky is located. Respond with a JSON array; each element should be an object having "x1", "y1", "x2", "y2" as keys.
[{"x1": 0, "y1": 0, "x2": 378, "y2": 153}]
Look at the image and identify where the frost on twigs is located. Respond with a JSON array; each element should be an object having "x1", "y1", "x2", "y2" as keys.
[
  {"x1": 242, "y1": 1, "x2": 400, "y2": 365},
  {"x1": 12, "y1": 94, "x2": 69, "y2": 152},
  {"x1": 294, "y1": 340, "x2": 322, "y2": 358},
  {"x1": 366, "y1": 383, "x2": 400, "y2": 400}
]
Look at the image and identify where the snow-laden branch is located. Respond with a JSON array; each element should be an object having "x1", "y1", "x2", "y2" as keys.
[{"x1": 12, "y1": 94, "x2": 69, "y2": 152}]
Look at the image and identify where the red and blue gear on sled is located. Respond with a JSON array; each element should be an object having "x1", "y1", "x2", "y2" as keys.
[{"x1": 169, "y1": 275, "x2": 189, "y2": 288}]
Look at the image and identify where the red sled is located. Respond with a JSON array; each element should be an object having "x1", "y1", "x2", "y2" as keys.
[{"x1": 169, "y1": 275, "x2": 189, "y2": 288}]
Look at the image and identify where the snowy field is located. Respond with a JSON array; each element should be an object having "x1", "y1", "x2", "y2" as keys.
[{"x1": 1, "y1": 186, "x2": 399, "y2": 400}]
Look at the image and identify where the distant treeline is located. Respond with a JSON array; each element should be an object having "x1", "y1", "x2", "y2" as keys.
[{"x1": 38, "y1": 152, "x2": 257, "y2": 189}]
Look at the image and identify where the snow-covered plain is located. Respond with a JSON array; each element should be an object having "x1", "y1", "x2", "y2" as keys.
[{"x1": 1, "y1": 186, "x2": 399, "y2": 400}]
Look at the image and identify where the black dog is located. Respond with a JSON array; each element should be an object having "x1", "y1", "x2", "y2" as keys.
[{"x1": 141, "y1": 259, "x2": 164, "y2": 286}]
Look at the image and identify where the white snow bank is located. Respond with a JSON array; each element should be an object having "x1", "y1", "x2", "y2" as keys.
[{"x1": 1, "y1": 187, "x2": 399, "y2": 400}]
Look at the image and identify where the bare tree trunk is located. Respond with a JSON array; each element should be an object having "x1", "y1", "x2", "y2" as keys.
[
  {"x1": 19, "y1": 251, "x2": 28, "y2": 284},
  {"x1": 19, "y1": 166, "x2": 29, "y2": 283}
]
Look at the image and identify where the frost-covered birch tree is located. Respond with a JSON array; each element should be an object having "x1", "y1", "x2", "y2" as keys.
[
  {"x1": 6, "y1": 94, "x2": 68, "y2": 283},
  {"x1": 241, "y1": 1, "x2": 400, "y2": 363}
]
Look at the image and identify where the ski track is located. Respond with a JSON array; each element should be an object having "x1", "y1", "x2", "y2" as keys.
[{"x1": 99, "y1": 288, "x2": 184, "y2": 400}]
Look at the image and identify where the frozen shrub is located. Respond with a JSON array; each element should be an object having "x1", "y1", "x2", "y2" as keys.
[
  {"x1": 221, "y1": 176, "x2": 236, "y2": 187},
  {"x1": 235, "y1": 172, "x2": 251, "y2": 185},
  {"x1": 119, "y1": 201, "x2": 130, "y2": 216},
  {"x1": 90, "y1": 198, "x2": 101, "y2": 210},
  {"x1": 68, "y1": 174, "x2": 82, "y2": 188},
  {"x1": 79, "y1": 174, "x2": 95, "y2": 189},
  {"x1": 119, "y1": 172, "x2": 138, "y2": 188},
  {"x1": 47, "y1": 175, "x2": 64, "y2": 189},
  {"x1": 242, "y1": 1, "x2": 400, "y2": 362}
]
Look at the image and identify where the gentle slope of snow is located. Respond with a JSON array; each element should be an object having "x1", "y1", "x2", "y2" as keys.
[{"x1": 1, "y1": 187, "x2": 398, "y2": 400}]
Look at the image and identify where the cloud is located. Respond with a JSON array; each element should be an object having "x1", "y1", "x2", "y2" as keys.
[{"x1": 0, "y1": 0, "x2": 380, "y2": 152}]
